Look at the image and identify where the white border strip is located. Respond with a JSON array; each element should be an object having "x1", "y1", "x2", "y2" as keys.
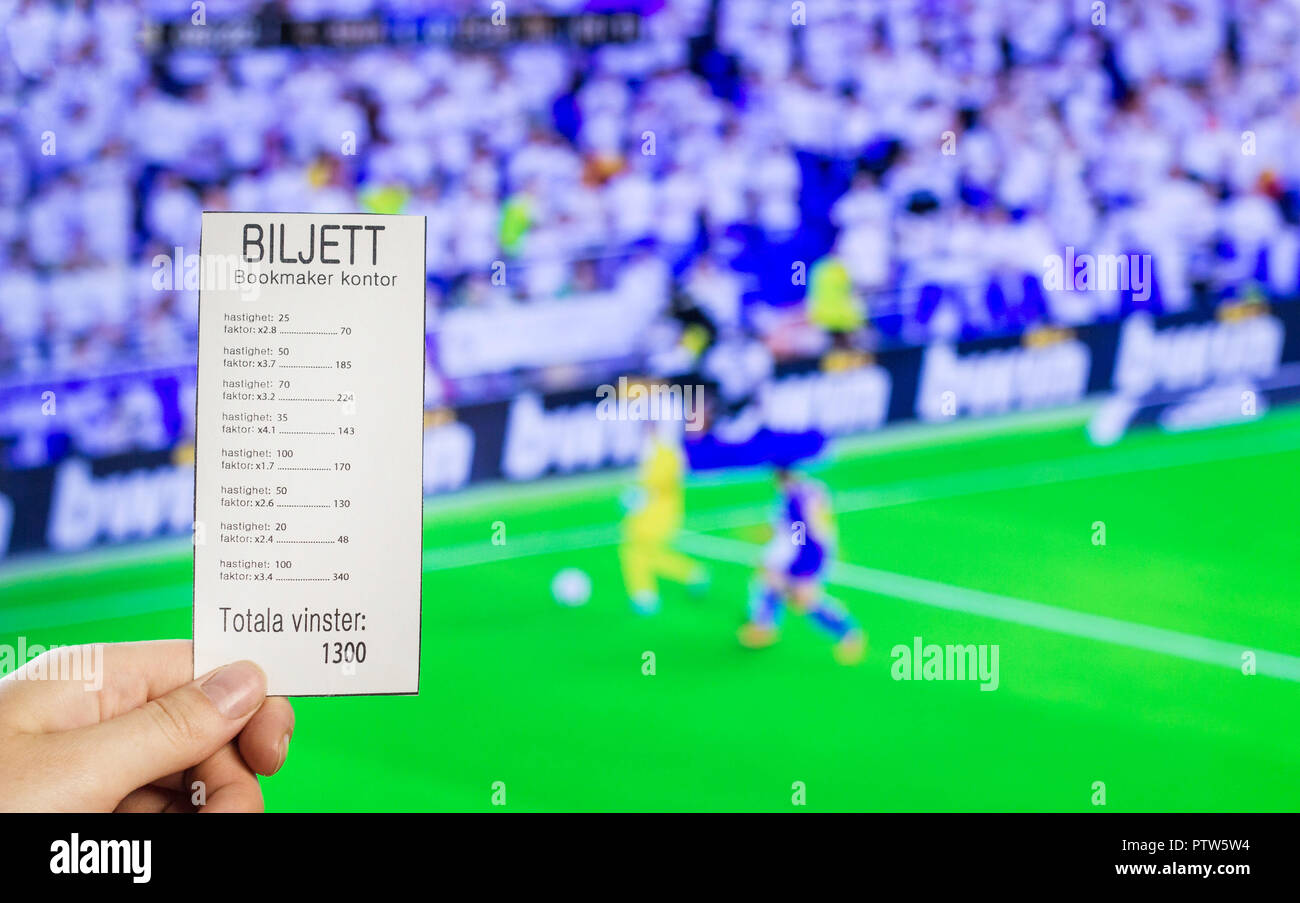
[{"x1": 678, "y1": 531, "x2": 1300, "y2": 683}]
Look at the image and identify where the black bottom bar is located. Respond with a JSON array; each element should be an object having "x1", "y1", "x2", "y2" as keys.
[{"x1": 3, "y1": 813, "x2": 1284, "y2": 889}]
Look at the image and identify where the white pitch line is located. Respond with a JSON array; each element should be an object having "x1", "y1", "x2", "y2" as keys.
[
  {"x1": 422, "y1": 423, "x2": 1300, "y2": 571},
  {"x1": 677, "y1": 530, "x2": 1300, "y2": 684},
  {"x1": 423, "y1": 522, "x2": 622, "y2": 572},
  {"x1": 8, "y1": 424, "x2": 1291, "y2": 586},
  {"x1": 9, "y1": 414, "x2": 1297, "y2": 644},
  {"x1": 685, "y1": 422, "x2": 1300, "y2": 534}
]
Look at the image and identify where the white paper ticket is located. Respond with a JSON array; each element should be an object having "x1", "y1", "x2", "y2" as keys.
[{"x1": 193, "y1": 212, "x2": 424, "y2": 696}]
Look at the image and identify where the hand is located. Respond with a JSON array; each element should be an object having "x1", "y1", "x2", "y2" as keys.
[{"x1": 0, "y1": 640, "x2": 293, "y2": 812}]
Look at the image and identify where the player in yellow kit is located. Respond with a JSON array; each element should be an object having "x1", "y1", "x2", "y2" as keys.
[{"x1": 619, "y1": 419, "x2": 708, "y2": 614}]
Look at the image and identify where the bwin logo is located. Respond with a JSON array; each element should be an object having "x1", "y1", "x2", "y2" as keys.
[{"x1": 50, "y1": 834, "x2": 151, "y2": 884}]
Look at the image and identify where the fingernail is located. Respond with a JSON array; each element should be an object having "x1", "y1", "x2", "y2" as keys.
[
  {"x1": 279, "y1": 732, "x2": 292, "y2": 771},
  {"x1": 200, "y1": 661, "x2": 265, "y2": 719}
]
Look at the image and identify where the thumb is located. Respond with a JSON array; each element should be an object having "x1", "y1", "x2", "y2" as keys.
[{"x1": 67, "y1": 661, "x2": 267, "y2": 805}]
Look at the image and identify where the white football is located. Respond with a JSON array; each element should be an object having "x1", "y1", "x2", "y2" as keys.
[{"x1": 551, "y1": 568, "x2": 592, "y2": 607}]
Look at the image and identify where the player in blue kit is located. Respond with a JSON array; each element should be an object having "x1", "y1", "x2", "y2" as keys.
[{"x1": 737, "y1": 467, "x2": 866, "y2": 665}]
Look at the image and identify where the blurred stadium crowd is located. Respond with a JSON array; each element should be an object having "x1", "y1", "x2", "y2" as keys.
[{"x1": 3, "y1": 0, "x2": 1300, "y2": 405}]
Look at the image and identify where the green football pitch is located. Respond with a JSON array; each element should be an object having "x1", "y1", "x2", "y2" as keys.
[{"x1": 3, "y1": 403, "x2": 1298, "y2": 811}]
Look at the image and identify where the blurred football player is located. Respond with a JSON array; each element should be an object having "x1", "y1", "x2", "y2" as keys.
[
  {"x1": 619, "y1": 417, "x2": 709, "y2": 615},
  {"x1": 738, "y1": 467, "x2": 866, "y2": 665}
]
